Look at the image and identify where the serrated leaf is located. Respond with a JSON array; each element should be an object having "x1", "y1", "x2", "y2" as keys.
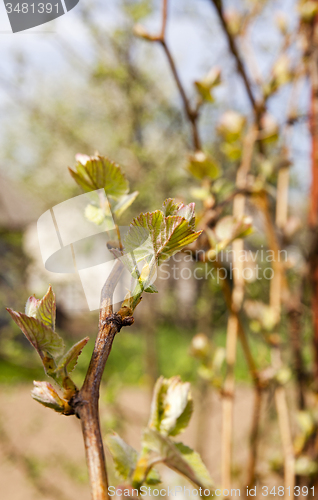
[
  {"x1": 162, "y1": 199, "x2": 195, "y2": 229},
  {"x1": 57, "y1": 337, "x2": 89, "y2": 374},
  {"x1": 113, "y1": 191, "x2": 139, "y2": 218},
  {"x1": 106, "y1": 433, "x2": 138, "y2": 481},
  {"x1": 124, "y1": 211, "x2": 201, "y2": 265},
  {"x1": 6, "y1": 309, "x2": 64, "y2": 359},
  {"x1": 25, "y1": 285, "x2": 56, "y2": 331},
  {"x1": 188, "y1": 152, "x2": 220, "y2": 180},
  {"x1": 106, "y1": 433, "x2": 161, "y2": 485},
  {"x1": 175, "y1": 442, "x2": 214, "y2": 489},
  {"x1": 148, "y1": 376, "x2": 193, "y2": 436},
  {"x1": 69, "y1": 155, "x2": 129, "y2": 199},
  {"x1": 139, "y1": 429, "x2": 213, "y2": 490}
]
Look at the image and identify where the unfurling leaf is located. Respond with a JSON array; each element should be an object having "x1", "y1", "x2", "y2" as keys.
[
  {"x1": 57, "y1": 337, "x2": 89, "y2": 375},
  {"x1": 188, "y1": 152, "x2": 220, "y2": 180},
  {"x1": 25, "y1": 285, "x2": 56, "y2": 331},
  {"x1": 162, "y1": 199, "x2": 195, "y2": 228},
  {"x1": 31, "y1": 381, "x2": 72, "y2": 414},
  {"x1": 136, "y1": 429, "x2": 213, "y2": 490},
  {"x1": 69, "y1": 154, "x2": 129, "y2": 199},
  {"x1": 148, "y1": 376, "x2": 193, "y2": 437},
  {"x1": 124, "y1": 209, "x2": 201, "y2": 266},
  {"x1": 6, "y1": 309, "x2": 64, "y2": 361}
]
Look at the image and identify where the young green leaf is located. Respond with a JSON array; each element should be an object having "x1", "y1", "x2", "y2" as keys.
[
  {"x1": 6, "y1": 309, "x2": 64, "y2": 360},
  {"x1": 124, "y1": 210, "x2": 202, "y2": 265},
  {"x1": 106, "y1": 433, "x2": 138, "y2": 481},
  {"x1": 69, "y1": 154, "x2": 129, "y2": 199},
  {"x1": 57, "y1": 337, "x2": 89, "y2": 374},
  {"x1": 162, "y1": 199, "x2": 195, "y2": 229},
  {"x1": 136, "y1": 429, "x2": 213, "y2": 491},
  {"x1": 106, "y1": 433, "x2": 161, "y2": 485},
  {"x1": 25, "y1": 285, "x2": 56, "y2": 331}
]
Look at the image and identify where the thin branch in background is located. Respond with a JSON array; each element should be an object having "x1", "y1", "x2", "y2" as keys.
[
  {"x1": 221, "y1": 128, "x2": 257, "y2": 495},
  {"x1": 272, "y1": 348, "x2": 296, "y2": 499},
  {"x1": 137, "y1": 0, "x2": 202, "y2": 150},
  {"x1": 210, "y1": 1, "x2": 263, "y2": 128}
]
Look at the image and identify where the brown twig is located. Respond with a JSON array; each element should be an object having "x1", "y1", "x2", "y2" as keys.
[
  {"x1": 210, "y1": 1, "x2": 263, "y2": 127},
  {"x1": 136, "y1": 0, "x2": 201, "y2": 150},
  {"x1": 70, "y1": 260, "x2": 133, "y2": 500}
]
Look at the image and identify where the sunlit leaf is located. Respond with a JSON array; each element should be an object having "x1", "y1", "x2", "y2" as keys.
[
  {"x1": 139, "y1": 429, "x2": 213, "y2": 490},
  {"x1": 25, "y1": 285, "x2": 56, "y2": 331},
  {"x1": 106, "y1": 433, "x2": 138, "y2": 481},
  {"x1": 124, "y1": 209, "x2": 201, "y2": 265},
  {"x1": 69, "y1": 154, "x2": 129, "y2": 199},
  {"x1": 57, "y1": 337, "x2": 89, "y2": 374},
  {"x1": 162, "y1": 199, "x2": 195, "y2": 229},
  {"x1": 106, "y1": 433, "x2": 161, "y2": 485},
  {"x1": 7, "y1": 309, "x2": 64, "y2": 359}
]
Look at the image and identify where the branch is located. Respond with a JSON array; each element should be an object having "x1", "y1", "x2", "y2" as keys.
[
  {"x1": 210, "y1": 0, "x2": 260, "y2": 118},
  {"x1": 135, "y1": 0, "x2": 201, "y2": 150},
  {"x1": 160, "y1": 40, "x2": 201, "y2": 150},
  {"x1": 71, "y1": 260, "x2": 133, "y2": 500}
]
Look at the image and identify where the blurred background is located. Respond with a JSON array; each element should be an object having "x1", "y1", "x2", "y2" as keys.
[{"x1": 0, "y1": 0, "x2": 315, "y2": 498}]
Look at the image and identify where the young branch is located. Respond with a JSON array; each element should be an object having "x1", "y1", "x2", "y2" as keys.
[
  {"x1": 160, "y1": 40, "x2": 201, "y2": 150},
  {"x1": 210, "y1": 1, "x2": 261, "y2": 118},
  {"x1": 71, "y1": 260, "x2": 132, "y2": 500},
  {"x1": 137, "y1": 0, "x2": 201, "y2": 150}
]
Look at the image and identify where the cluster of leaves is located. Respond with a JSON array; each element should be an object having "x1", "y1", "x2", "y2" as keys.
[
  {"x1": 68, "y1": 154, "x2": 202, "y2": 309},
  {"x1": 117, "y1": 198, "x2": 202, "y2": 308},
  {"x1": 106, "y1": 376, "x2": 214, "y2": 491},
  {"x1": 6, "y1": 287, "x2": 88, "y2": 413}
]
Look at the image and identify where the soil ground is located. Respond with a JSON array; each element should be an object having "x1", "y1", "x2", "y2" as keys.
[{"x1": 0, "y1": 384, "x2": 299, "y2": 500}]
